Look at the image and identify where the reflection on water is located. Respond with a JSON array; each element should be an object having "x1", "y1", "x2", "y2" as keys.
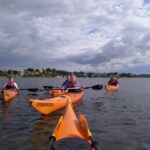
[
  {"x1": 30, "y1": 110, "x2": 65, "y2": 150},
  {"x1": 1, "y1": 102, "x2": 12, "y2": 130},
  {"x1": 1, "y1": 100, "x2": 12, "y2": 110},
  {"x1": 0, "y1": 78, "x2": 150, "y2": 150},
  {"x1": 31, "y1": 116, "x2": 56, "y2": 150}
]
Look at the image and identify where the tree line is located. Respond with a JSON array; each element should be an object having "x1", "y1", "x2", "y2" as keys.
[{"x1": 0, "y1": 68, "x2": 150, "y2": 78}]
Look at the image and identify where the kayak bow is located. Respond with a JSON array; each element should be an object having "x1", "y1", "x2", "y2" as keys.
[
  {"x1": 1, "y1": 90, "x2": 18, "y2": 102},
  {"x1": 47, "y1": 100, "x2": 98, "y2": 150},
  {"x1": 105, "y1": 84, "x2": 119, "y2": 91}
]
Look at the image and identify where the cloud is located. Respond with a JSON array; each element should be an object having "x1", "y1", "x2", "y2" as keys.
[
  {"x1": 0, "y1": 0, "x2": 150, "y2": 73},
  {"x1": 68, "y1": 38, "x2": 131, "y2": 65}
]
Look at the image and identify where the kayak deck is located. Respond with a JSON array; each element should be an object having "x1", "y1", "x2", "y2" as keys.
[{"x1": 48, "y1": 89, "x2": 65, "y2": 97}]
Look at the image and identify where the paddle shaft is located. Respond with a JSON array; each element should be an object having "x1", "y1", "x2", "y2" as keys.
[
  {"x1": 11, "y1": 84, "x2": 103, "y2": 93},
  {"x1": 47, "y1": 136, "x2": 56, "y2": 150},
  {"x1": 44, "y1": 84, "x2": 103, "y2": 90}
]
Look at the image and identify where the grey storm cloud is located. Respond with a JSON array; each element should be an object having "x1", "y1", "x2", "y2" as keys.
[
  {"x1": 0, "y1": 0, "x2": 71, "y2": 67},
  {"x1": 0, "y1": 0, "x2": 150, "y2": 73},
  {"x1": 68, "y1": 39, "x2": 133, "y2": 66},
  {"x1": 0, "y1": 0, "x2": 68, "y2": 16}
]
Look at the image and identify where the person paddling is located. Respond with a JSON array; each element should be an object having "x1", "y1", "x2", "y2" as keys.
[
  {"x1": 61, "y1": 75, "x2": 71, "y2": 89},
  {"x1": 108, "y1": 76, "x2": 119, "y2": 86},
  {"x1": 65, "y1": 74, "x2": 84, "y2": 93},
  {"x1": 67, "y1": 74, "x2": 81, "y2": 88},
  {"x1": 3, "y1": 77, "x2": 19, "y2": 90}
]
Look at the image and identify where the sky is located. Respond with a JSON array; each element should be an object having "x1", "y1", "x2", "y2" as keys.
[{"x1": 0, "y1": 0, "x2": 150, "y2": 73}]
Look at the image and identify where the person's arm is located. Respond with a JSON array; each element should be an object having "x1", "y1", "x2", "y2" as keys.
[
  {"x1": 3, "y1": 83, "x2": 7, "y2": 89},
  {"x1": 61, "y1": 80, "x2": 67, "y2": 87},
  {"x1": 14, "y1": 83, "x2": 19, "y2": 89}
]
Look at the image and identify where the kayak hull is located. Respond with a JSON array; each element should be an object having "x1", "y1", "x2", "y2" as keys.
[
  {"x1": 105, "y1": 84, "x2": 119, "y2": 91},
  {"x1": 1, "y1": 90, "x2": 18, "y2": 102},
  {"x1": 28, "y1": 91, "x2": 84, "y2": 115}
]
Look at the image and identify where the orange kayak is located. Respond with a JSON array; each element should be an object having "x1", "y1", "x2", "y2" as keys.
[
  {"x1": 27, "y1": 90, "x2": 84, "y2": 115},
  {"x1": 105, "y1": 84, "x2": 119, "y2": 91},
  {"x1": 47, "y1": 100, "x2": 97, "y2": 150},
  {"x1": 48, "y1": 88, "x2": 83, "y2": 97},
  {"x1": 48, "y1": 89, "x2": 65, "y2": 97},
  {"x1": 1, "y1": 90, "x2": 18, "y2": 102}
]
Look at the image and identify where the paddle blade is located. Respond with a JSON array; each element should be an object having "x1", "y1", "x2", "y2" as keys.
[
  {"x1": 91, "y1": 84, "x2": 103, "y2": 90},
  {"x1": 68, "y1": 88, "x2": 81, "y2": 93},
  {"x1": 28, "y1": 88, "x2": 39, "y2": 92},
  {"x1": 43, "y1": 86, "x2": 53, "y2": 90},
  {"x1": 85, "y1": 84, "x2": 103, "y2": 90}
]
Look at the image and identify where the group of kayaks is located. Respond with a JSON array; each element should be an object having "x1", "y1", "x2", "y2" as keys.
[
  {"x1": 32, "y1": 88, "x2": 98, "y2": 149},
  {"x1": 0, "y1": 83, "x2": 119, "y2": 149}
]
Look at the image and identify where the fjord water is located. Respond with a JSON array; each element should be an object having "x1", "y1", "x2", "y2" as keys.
[{"x1": 0, "y1": 78, "x2": 150, "y2": 150}]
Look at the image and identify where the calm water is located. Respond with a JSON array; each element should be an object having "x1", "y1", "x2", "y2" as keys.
[{"x1": 0, "y1": 78, "x2": 150, "y2": 150}]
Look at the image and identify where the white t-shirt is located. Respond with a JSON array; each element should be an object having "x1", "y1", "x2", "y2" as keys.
[{"x1": 3, "y1": 82, "x2": 19, "y2": 89}]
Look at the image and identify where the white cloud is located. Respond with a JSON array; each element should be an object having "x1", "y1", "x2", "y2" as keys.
[{"x1": 0, "y1": 0, "x2": 150, "y2": 73}]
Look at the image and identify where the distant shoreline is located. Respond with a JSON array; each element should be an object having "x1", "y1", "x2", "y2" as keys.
[
  {"x1": 0, "y1": 75, "x2": 150, "y2": 78},
  {"x1": 0, "y1": 68, "x2": 150, "y2": 78}
]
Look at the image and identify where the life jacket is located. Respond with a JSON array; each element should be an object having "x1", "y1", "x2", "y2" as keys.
[
  {"x1": 68, "y1": 82, "x2": 76, "y2": 88},
  {"x1": 5, "y1": 81, "x2": 16, "y2": 89},
  {"x1": 109, "y1": 79, "x2": 118, "y2": 85}
]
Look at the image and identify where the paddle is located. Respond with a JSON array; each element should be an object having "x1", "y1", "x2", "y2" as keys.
[
  {"x1": 20, "y1": 87, "x2": 61, "y2": 92},
  {"x1": 16, "y1": 84, "x2": 103, "y2": 93},
  {"x1": 84, "y1": 84, "x2": 103, "y2": 90},
  {"x1": 19, "y1": 88, "x2": 39, "y2": 92},
  {"x1": 43, "y1": 86, "x2": 54, "y2": 90},
  {"x1": 43, "y1": 84, "x2": 103, "y2": 90},
  {"x1": 0, "y1": 88, "x2": 39, "y2": 92},
  {"x1": 0, "y1": 88, "x2": 19, "y2": 92}
]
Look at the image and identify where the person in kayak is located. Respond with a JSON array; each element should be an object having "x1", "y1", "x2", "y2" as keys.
[
  {"x1": 61, "y1": 75, "x2": 71, "y2": 89},
  {"x1": 108, "y1": 76, "x2": 119, "y2": 86},
  {"x1": 3, "y1": 77, "x2": 19, "y2": 90},
  {"x1": 67, "y1": 74, "x2": 81, "y2": 88},
  {"x1": 64, "y1": 74, "x2": 83, "y2": 93}
]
